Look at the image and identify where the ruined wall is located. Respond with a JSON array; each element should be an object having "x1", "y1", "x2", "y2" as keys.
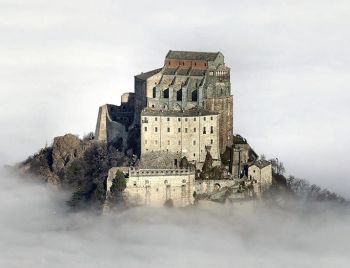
[{"x1": 95, "y1": 104, "x2": 128, "y2": 145}]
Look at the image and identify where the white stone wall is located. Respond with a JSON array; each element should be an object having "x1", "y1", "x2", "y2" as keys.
[
  {"x1": 124, "y1": 168, "x2": 196, "y2": 207},
  {"x1": 141, "y1": 114, "x2": 219, "y2": 163}
]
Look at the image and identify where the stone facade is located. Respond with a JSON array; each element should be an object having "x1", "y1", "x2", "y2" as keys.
[
  {"x1": 123, "y1": 168, "x2": 195, "y2": 207},
  {"x1": 96, "y1": 50, "x2": 233, "y2": 155},
  {"x1": 248, "y1": 160, "x2": 272, "y2": 193},
  {"x1": 140, "y1": 109, "x2": 220, "y2": 164}
]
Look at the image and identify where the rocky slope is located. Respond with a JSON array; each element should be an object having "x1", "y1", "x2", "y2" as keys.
[{"x1": 18, "y1": 133, "x2": 137, "y2": 208}]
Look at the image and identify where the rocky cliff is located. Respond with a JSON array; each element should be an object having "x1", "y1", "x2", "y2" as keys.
[{"x1": 18, "y1": 133, "x2": 137, "y2": 208}]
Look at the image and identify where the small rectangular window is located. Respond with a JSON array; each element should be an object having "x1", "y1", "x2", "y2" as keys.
[
  {"x1": 210, "y1": 139, "x2": 213, "y2": 144},
  {"x1": 144, "y1": 127, "x2": 147, "y2": 131},
  {"x1": 193, "y1": 140, "x2": 196, "y2": 145},
  {"x1": 185, "y1": 128, "x2": 188, "y2": 133},
  {"x1": 167, "y1": 140, "x2": 170, "y2": 145},
  {"x1": 155, "y1": 140, "x2": 158, "y2": 145},
  {"x1": 155, "y1": 117, "x2": 158, "y2": 121},
  {"x1": 155, "y1": 127, "x2": 158, "y2": 132},
  {"x1": 167, "y1": 127, "x2": 170, "y2": 132},
  {"x1": 203, "y1": 127, "x2": 206, "y2": 134},
  {"x1": 167, "y1": 117, "x2": 170, "y2": 121},
  {"x1": 185, "y1": 118, "x2": 188, "y2": 122},
  {"x1": 178, "y1": 128, "x2": 181, "y2": 133},
  {"x1": 178, "y1": 118, "x2": 181, "y2": 122},
  {"x1": 204, "y1": 117, "x2": 206, "y2": 121},
  {"x1": 210, "y1": 116, "x2": 213, "y2": 120},
  {"x1": 210, "y1": 126, "x2": 214, "y2": 134},
  {"x1": 194, "y1": 128, "x2": 196, "y2": 132},
  {"x1": 178, "y1": 140, "x2": 181, "y2": 145},
  {"x1": 194, "y1": 118, "x2": 196, "y2": 122}
]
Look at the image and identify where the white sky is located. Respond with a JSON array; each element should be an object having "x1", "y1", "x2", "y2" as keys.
[{"x1": 0, "y1": 0, "x2": 349, "y2": 196}]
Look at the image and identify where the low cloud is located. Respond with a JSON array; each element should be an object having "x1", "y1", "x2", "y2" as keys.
[{"x1": 0, "y1": 169, "x2": 349, "y2": 268}]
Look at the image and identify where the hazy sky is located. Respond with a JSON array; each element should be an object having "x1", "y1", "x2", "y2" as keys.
[{"x1": 0, "y1": 0, "x2": 350, "y2": 196}]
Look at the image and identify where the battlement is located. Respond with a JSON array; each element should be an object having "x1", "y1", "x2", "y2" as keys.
[{"x1": 129, "y1": 167, "x2": 194, "y2": 176}]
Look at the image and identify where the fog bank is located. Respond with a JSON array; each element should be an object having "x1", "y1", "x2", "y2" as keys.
[{"x1": 1, "y1": 170, "x2": 349, "y2": 268}]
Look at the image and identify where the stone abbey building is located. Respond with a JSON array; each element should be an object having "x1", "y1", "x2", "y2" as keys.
[
  {"x1": 98, "y1": 50, "x2": 273, "y2": 208},
  {"x1": 95, "y1": 50, "x2": 233, "y2": 165}
]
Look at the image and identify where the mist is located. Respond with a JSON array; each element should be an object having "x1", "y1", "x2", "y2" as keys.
[{"x1": 1, "y1": 168, "x2": 349, "y2": 268}]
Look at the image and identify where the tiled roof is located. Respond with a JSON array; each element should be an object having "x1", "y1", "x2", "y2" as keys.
[{"x1": 166, "y1": 50, "x2": 219, "y2": 61}]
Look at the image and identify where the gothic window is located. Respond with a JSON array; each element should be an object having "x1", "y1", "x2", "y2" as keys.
[
  {"x1": 163, "y1": 88, "x2": 169, "y2": 98},
  {"x1": 191, "y1": 89, "x2": 198, "y2": 102},
  {"x1": 176, "y1": 89, "x2": 182, "y2": 101},
  {"x1": 153, "y1": 87, "x2": 156, "y2": 98}
]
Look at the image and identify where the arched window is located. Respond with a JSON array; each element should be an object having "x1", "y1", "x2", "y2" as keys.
[
  {"x1": 191, "y1": 89, "x2": 198, "y2": 102},
  {"x1": 163, "y1": 88, "x2": 169, "y2": 98},
  {"x1": 176, "y1": 89, "x2": 182, "y2": 101}
]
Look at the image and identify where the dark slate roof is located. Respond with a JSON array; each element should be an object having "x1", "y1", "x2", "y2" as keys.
[
  {"x1": 142, "y1": 107, "x2": 219, "y2": 117},
  {"x1": 163, "y1": 68, "x2": 177, "y2": 75},
  {"x1": 166, "y1": 50, "x2": 219, "y2": 61},
  {"x1": 135, "y1": 68, "x2": 162, "y2": 80},
  {"x1": 251, "y1": 160, "x2": 271, "y2": 169},
  {"x1": 190, "y1": 69, "x2": 206, "y2": 76}
]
